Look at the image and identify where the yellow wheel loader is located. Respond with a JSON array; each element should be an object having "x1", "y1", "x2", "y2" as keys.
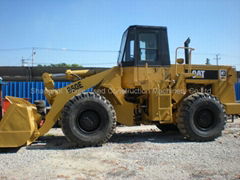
[{"x1": 1, "y1": 25, "x2": 240, "y2": 148}]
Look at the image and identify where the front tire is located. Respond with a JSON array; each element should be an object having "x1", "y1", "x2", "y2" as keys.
[
  {"x1": 177, "y1": 93, "x2": 226, "y2": 141},
  {"x1": 61, "y1": 92, "x2": 116, "y2": 147}
]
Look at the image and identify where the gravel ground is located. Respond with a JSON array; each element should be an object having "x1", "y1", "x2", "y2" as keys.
[{"x1": 0, "y1": 119, "x2": 240, "y2": 180}]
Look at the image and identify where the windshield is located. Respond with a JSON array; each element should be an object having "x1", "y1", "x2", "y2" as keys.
[{"x1": 117, "y1": 30, "x2": 128, "y2": 64}]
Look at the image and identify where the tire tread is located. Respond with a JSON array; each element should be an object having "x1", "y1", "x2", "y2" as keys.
[{"x1": 61, "y1": 92, "x2": 116, "y2": 147}]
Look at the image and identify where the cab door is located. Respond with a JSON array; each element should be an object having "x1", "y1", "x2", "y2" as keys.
[
  {"x1": 136, "y1": 28, "x2": 170, "y2": 85},
  {"x1": 136, "y1": 30, "x2": 159, "y2": 85},
  {"x1": 120, "y1": 29, "x2": 138, "y2": 88}
]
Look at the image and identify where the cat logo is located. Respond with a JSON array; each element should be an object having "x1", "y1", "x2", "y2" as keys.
[{"x1": 191, "y1": 70, "x2": 205, "y2": 78}]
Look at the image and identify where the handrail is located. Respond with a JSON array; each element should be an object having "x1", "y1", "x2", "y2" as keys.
[{"x1": 175, "y1": 47, "x2": 195, "y2": 76}]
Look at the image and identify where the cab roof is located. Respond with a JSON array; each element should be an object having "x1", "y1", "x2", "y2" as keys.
[{"x1": 127, "y1": 25, "x2": 167, "y2": 30}]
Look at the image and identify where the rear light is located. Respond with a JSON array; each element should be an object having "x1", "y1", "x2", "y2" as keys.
[{"x1": 3, "y1": 99, "x2": 11, "y2": 114}]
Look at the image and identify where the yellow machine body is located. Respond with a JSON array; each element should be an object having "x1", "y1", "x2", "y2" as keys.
[
  {"x1": 1, "y1": 64, "x2": 239, "y2": 147},
  {"x1": 0, "y1": 25, "x2": 239, "y2": 147}
]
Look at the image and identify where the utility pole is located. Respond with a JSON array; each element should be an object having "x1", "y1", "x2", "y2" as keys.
[
  {"x1": 214, "y1": 54, "x2": 221, "y2": 65},
  {"x1": 21, "y1": 57, "x2": 24, "y2": 66},
  {"x1": 32, "y1": 48, "x2": 36, "y2": 67},
  {"x1": 21, "y1": 57, "x2": 29, "y2": 67}
]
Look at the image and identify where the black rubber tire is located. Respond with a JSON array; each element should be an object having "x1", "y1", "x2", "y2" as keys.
[
  {"x1": 156, "y1": 124, "x2": 179, "y2": 133},
  {"x1": 177, "y1": 93, "x2": 226, "y2": 141},
  {"x1": 61, "y1": 92, "x2": 116, "y2": 147}
]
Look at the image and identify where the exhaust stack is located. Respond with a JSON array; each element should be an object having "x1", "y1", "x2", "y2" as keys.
[{"x1": 184, "y1": 38, "x2": 191, "y2": 64}]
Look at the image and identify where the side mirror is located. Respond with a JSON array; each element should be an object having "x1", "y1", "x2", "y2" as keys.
[{"x1": 176, "y1": 58, "x2": 184, "y2": 64}]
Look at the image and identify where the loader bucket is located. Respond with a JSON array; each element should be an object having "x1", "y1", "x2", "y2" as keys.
[{"x1": 0, "y1": 96, "x2": 41, "y2": 148}]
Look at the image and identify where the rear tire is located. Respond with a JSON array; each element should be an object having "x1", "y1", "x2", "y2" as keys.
[
  {"x1": 61, "y1": 92, "x2": 116, "y2": 147},
  {"x1": 177, "y1": 93, "x2": 226, "y2": 141}
]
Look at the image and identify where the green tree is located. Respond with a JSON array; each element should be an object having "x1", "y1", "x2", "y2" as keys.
[{"x1": 37, "y1": 63, "x2": 82, "y2": 68}]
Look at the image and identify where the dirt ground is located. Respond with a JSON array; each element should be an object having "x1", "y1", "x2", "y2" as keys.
[{"x1": 0, "y1": 119, "x2": 240, "y2": 180}]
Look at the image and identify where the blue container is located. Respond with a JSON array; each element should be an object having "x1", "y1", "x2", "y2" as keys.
[
  {"x1": 235, "y1": 83, "x2": 240, "y2": 101},
  {"x1": 2, "y1": 81, "x2": 71, "y2": 105},
  {"x1": 1, "y1": 81, "x2": 93, "y2": 106},
  {"x1": 2, "y1": 81, "x2": 239, "y2": 105}
]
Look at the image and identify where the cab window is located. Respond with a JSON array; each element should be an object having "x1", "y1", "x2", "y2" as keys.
[
  {"x1": 123, "y1": 31, "x2": 135, "y2": 62},
  {"x1": 139, "y1": 33, "x2": 157, "y2": 61}
]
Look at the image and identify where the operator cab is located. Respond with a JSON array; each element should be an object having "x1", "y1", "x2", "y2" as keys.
[{"x1": 118, "y1": 25, "x2": 170, "y2": 67}]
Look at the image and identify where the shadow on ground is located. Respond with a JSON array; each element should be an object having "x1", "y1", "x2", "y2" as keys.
[
  {"x1": 0, "y1": 147, "x2": 21, "y2": 153},
  {"x1": 25, "y1": 131, "x2": 187, "y2": 151}
]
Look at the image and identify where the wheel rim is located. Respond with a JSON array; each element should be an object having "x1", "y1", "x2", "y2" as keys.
[
  {"x1": 77, "y1": 110, "x2": 101, "y2": 132},
  {"x1": 194, "y1": 109, "x2": 216, "y2": 131}
]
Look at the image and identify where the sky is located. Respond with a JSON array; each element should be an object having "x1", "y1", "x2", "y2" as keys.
[{"x1": 0, "y1": 0, "x2": 240, "y2": 70}]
